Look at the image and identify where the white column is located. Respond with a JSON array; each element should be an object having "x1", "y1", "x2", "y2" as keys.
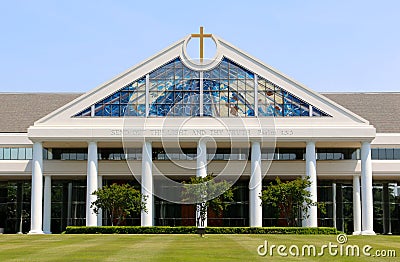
[
  {"x1": 332, "y1": 182, "x2": 337, "y2": 229},
  {"x1": 141, "y1": 141, "x2": 153, "y2": 226},
  {"x1": 97, "y1": 175, "x2": 103, "y2": 226},
  {"x1": 250, "y1": 141, "x2": 262, "y2": 227},
  {"x1": 361, "y1": 141, "x2": 375, "y2": 235},
  {"x1": 382, "y1": 183, "x2": 390, "y2": 234},
  {"x1": 303, "y1": 141, "x2": 318, "y2": 227},
  {"x1": 67, "y1": 183, "x2": 72, "y2": 226},
  {"x1": 353, "y1": 175, "x2": 362, "y2": 235},
  {"x1": 86, "y1": 141, "x2": 98, "y2": 226},
  {"x1": 43, "y1": 175, "x2": 52, "y2": 234},
  {"x1": 29, "y1": 142, "x2": 44, "y2": 234},
  {"x1": 196, "y1": 139, "x2": 207, "y2": 227},
  {"x1": 196, "y1": 139, "x2": 207, "y2": 178}
]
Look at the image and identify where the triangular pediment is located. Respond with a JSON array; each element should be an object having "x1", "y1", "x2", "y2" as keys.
[{"x1": 33, "y1": 34, "x2": 370, "y2": 126}]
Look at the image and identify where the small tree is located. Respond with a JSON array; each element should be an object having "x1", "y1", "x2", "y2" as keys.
[
  {"x1": 260, "y1": 177, "x2": 325, "y2": 227},
  {"x1": 182, "y1": 175, "x2": 234, "y2": 233},
  {"x1": 91, "y1": 183, "x2": 147, "y2": 226}
]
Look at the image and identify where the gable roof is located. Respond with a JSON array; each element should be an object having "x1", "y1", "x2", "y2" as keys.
[
  {"x1": 0, "y1": 92, "x2": 398, "y2": 133},
  {"x1": 31, "y1": 34, "x2": 369, "y2": 125}
]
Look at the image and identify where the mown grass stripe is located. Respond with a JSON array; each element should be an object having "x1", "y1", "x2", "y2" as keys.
[{"x1": 0, "y1": 235, "x2": 398, "y2": 261}]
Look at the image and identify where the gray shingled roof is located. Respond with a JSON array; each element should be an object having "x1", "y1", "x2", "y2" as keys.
[
  {"x1": 0, "y1": 93, "x2": 81, "y2": 132},
  {"x1": 0, "y1": 92, "x2": 399, "y2": 133},
  {"x1": 323, "y1": 93, "x2": 400, "y2": 133}
]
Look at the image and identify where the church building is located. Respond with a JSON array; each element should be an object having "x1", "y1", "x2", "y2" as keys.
[{"x1": 1, "y1": 28, "x2": 399, "y2": 235}]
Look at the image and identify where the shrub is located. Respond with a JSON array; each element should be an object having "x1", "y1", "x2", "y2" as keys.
[
  {"x1": 91, "y1": 184, "x2": 146, "y2": 226},
  {"x1": 64, "y1": 226, "x2": 340, "y2": 235}
]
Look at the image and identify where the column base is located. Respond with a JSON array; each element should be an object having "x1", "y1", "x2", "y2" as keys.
[
  {"x1": 352, "y1": 231, "x2": 362, "y2": 235},
  {"x1": 361, "y1": 230, "x2": 376, "y2": 235},
  {"x1": 141, "y1": 213, "x2": 153, "y2": 227},
  {"x1": 302, "y1": 220, "x2": 318, "y2": 227},
  {"x1": 43, "y1": 231, "x2": 52, "y2": 234},
  {"x1": 28, "y1": 230, "x2": 44, "y2": 235}
]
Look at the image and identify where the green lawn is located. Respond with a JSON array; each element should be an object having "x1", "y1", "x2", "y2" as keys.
[{"x1": 0, "y1": 234, "x2": 399, "y2": 261}]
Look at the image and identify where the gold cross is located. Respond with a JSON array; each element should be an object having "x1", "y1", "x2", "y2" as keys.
[{"x1": 191, "y1": 26, "x2": 212, "y2": 63}]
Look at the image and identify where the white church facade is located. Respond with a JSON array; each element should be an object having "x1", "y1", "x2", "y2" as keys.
[{"x1": 1, "y1": 29, "x2": 400, "y2": 235}]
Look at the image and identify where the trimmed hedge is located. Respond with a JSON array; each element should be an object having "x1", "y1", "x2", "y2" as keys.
[{"x1": 64, "y1": 226, "x2": 341, "y2": 235}]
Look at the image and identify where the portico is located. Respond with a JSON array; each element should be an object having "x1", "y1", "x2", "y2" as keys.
[{"x1": 28, "y1": 123, "x2": 376, "y2": 235}]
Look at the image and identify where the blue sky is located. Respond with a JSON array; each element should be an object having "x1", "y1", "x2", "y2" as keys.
[{"x1": 0, "y1": 1, "x2": 399, "y2": 93}]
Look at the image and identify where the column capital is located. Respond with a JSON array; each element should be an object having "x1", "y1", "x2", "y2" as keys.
[
  {"x1": 30, "y1": 140, "x2": 43, "y2": 144},
  {"x1": 360, "y1": 140, "x2": 373, "y2": 144},
  {"x1": 360, "y1": 141, "x2": 373, "y2": 148},
  {"x1": 305, "y1": 140, "x2": 316, "y2": 146},
  {"x1": 197, "y1": 137, "x2": 211, "y2": 144}
]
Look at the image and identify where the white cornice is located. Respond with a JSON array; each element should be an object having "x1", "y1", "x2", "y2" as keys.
[
  {"x1": 0, "y1": 133, "x2": 32, "y2": 145},
  {"x1": 372, "y1": 133, "x2": 400, "y2": 145}
]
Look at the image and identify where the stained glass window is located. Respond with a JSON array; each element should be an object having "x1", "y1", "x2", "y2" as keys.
[
  {"x1": 75, "y1": 77, "x2": 146, "y2": 117},
  {"x1": 74, "y1": 57, "x2": 330, "y2": 118},
  {"x1": 148, "y1": 58, "x2": 200, "y2": 116},
  {"x1": 257, "y1": 76, "x2": 329, "y2": 117},
  {"x1": 203, "y1": 58, "x2": 255, "y2": 117}
]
